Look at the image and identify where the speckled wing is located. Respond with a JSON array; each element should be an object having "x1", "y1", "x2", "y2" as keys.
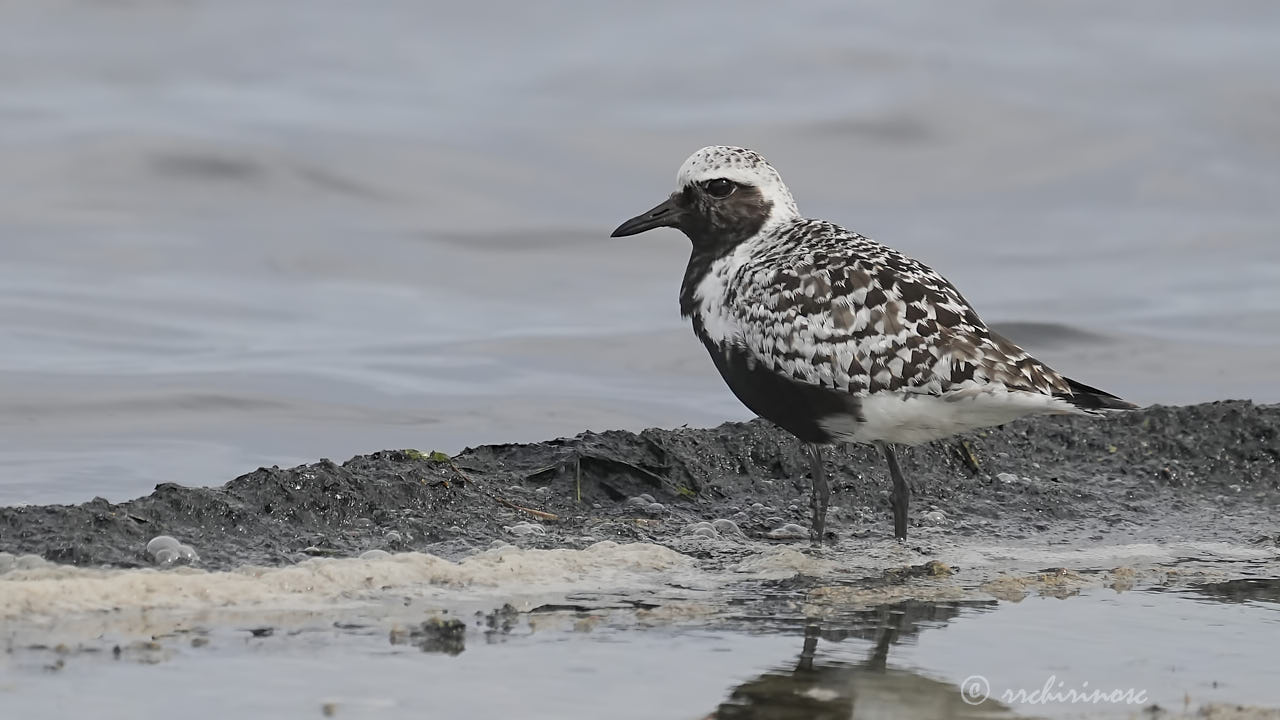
[{"x1": 728, "y1": 221, "x2": 1072, "y2": 398}]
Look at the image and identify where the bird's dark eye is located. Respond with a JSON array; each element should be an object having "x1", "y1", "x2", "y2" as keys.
[{"x1": 703, "y1": 178, "x2": 737, "y2": 199}]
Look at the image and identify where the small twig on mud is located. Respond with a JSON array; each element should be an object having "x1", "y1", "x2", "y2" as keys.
[
  {"x1": 446, "y1": 458, "x2": 559, "y2": 522},
  {"x1": 490, "y1": 495, "x2": 559, "y2": 521},
  {"x1": 957, "y1": 440, "x2": 981, "y2": 474}
]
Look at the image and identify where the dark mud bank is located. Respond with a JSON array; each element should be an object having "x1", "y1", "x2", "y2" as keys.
[{"x1": 2, "y1": 401, "x2": 1277, "y2": 569}]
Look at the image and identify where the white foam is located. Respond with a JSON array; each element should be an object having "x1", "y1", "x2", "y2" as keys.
[
  {"x1": 946, "y1": 541, "x2": 1278, "y2": 569},
  {"x1": 4, "y1": 537, "x2": 1274, "y2": 628},
  {"x1": 0, "y1": 541, "x2": 690, "y2": 620}
]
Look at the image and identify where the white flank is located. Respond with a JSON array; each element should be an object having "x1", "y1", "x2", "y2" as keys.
[{"x1": 821, "y1": 388, "x2": 1081, "y2": 446}]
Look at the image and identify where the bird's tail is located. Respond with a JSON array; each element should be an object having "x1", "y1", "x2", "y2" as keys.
[{"x1": 1056, "y1": 377, "x2": 1138, "y2": 413}]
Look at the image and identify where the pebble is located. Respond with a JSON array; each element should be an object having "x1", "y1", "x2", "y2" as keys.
[
  {"x1": 766, "y1": 524, "x2": 809, "y2": 540},
  {"x1": 996, "y1": 472, "x2": 1018, "y2": 484},
  {"x1": 504, "y1": 522, "x2": 546, "y2": 537},
  {"x1": 16, "y1": 554, "x2": 47, "y2": 570}
]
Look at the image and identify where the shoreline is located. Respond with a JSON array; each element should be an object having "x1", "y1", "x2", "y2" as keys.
[
  {"x1": 2, "y1": 400, "x2": 1276, "y2": 570},
  {"x1": 2, "y1": 400, "x2": 1278, "y2": 718}
]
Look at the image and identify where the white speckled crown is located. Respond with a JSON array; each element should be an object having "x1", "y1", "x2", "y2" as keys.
[{"x1": 676, "y1": 146, "x2": 800, "y2": 221}]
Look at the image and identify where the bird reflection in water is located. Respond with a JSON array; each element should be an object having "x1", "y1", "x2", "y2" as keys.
[{"x1": 710, "y1": 599, "x2": 1015, "y2": 720}]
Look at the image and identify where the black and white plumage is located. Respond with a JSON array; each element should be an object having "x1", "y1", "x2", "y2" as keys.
[{"x1": 612, "y1": 145, "x2": 1135, "y2": 543}]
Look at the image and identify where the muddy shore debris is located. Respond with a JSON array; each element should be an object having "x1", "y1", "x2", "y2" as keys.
[{"x1": 0, "y1": 400, "x2": 1276, "y2": 570}]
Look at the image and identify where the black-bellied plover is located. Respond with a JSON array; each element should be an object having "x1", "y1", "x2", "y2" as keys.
[{"x1": 611, "y1": 145, "x2": 1135, "y2": 543}]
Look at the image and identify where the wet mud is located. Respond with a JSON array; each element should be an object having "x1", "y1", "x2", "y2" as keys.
[{"x1": 1, "y1": 400, "x2": 1276, "y2": 569}]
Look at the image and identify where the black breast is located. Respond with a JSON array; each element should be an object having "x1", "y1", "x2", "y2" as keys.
[{"x1": 691, "y1": 317, "x2": 860, "y2": 444}]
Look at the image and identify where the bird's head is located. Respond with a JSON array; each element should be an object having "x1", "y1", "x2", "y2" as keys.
[{"x1": 611, "y1": 146, "x2": 799, "y2": 253}]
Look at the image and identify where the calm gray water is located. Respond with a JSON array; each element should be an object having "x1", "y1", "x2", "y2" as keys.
[
  {"x1": 2, "y1": 0, "x2": 1279, "y2": 505},
  {"x1": 5, "y1": 584, "x2": 1280, "y2": 719}
]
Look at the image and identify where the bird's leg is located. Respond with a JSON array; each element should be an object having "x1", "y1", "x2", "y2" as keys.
[
  {"x1": 881, "y1": 443, "x2": 910, "y2": 540},
  {"x1": 806, "y1": 443, "x2": 830, "y2": 546}
]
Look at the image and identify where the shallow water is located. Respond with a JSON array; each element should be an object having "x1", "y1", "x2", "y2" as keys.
[
  {"x1": 3, "y1": 541, "x2": 1278, "y2": 719},
  {"x1": 2, "y1": 0, "x2": 1280, "y2": 504}
]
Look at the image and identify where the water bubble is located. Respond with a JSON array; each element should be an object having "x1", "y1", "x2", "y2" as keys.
[
  {"x1": 637, "y1": 494, "x2": 655, "y2": 504},
  {"x1": 682, "y1": 522, "x2": 718, "y2": 539},
  {"x1": 644, "y1": 502, "x2": 667, "y2": 515},
  {"x1": 146, "y1": 535, "x2": 198, "y2": 565},
  {"x1": 487, "y1": 540, "x2": 512, "y2": 550},
  {"x1": 534, "y1": 486, "x2": 552, "y2": 499},
  {"x1": 146, "y1": 535, "x2": 181, "y2": 556},
  {"x1": 153, "y1": 547, "x2": 181, "y2": 565},
  {"x1": 765, "y1": 516, "x2": 786, "y2": 528},
  {"x1": 447, "y1": 525, "x2": 464, "y2": 534},
  {"x1": 750, "y1": 503, "x2": 765, "y2": 511},
  {"x1": 922, "y1": 510, "x2": 948, "y2": 526},
  {"x1": 711, "y1": 519, "x2": 743, "y2": 536},
  {"x1": 0, "y1": 552, "x2": 14, "y2": 574},
  {"x1": 385, "y1": 530, "x2": 404, "y2": 546},
  {"x1": 504, "y1": 522, "x2": 546, "y2": 537},
  {"x1": 623, "y1": 496, "x2": 650, "y2": 510},
  {"x1": 730, "y1": 512, "x2": 750, "y2": 524},
  {"x1": 766, "y1": 523, "x2": 809, "y2": 540},
  {"x1": 360, "y1": 549, "x2": 391, "y2": 560},
  {"x1": 996, "y1": 473, "x2": 1018, "y2": 484}
]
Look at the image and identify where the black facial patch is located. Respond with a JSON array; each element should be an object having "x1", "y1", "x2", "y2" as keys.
[
  {"x1": 678, "y1": 184, "x2": 774, "y2": 315},
  {"x1": 678, "y1": 183, "x2": 772, "y2": 252}
]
